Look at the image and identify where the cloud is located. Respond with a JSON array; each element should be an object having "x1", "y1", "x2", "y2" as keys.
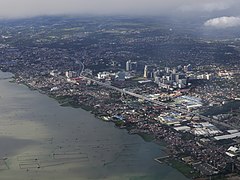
[
  {"x1": 204, "y1": 16, "x2": 240, "y2": 28},
  {"x1": 0, "y1": 0, "x2": 239, "y2": 19},
  {"x1": 202, "y1": 2, "x2": 231, "y2": 12},
  {"x1": 179, "y1": 1, "x2": 232, "y2": 12}
]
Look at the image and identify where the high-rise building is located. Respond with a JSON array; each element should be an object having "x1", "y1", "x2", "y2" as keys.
[
  {"x1": 165, "y1": 67, "x2": 170, "y2": 74},
  {"x1": 65, "y1": 71, "x2": 77, "y2": 78},
  {"x1": 184, "y1": 64, "x2": 192, "y2": 72},
  {"x1": 131, "y1": 62, "x2": 137, "y2": 71},
  {"x1": 175, "y1": 74, "x2": 180, "y2": 82},
  {"x1": 126, "y1": 60, "x2": 132, "y2": 71},
  {"x1": 144, "y1": 65, "x2": 156, "y2": 79},
  {"x1": 144, "y1": 65, "x2": 148, "y2": 78},
  {"x1": 172, "y1": 68, "x2": 177, "y2": 74},
  {"x1": 126, "y1": 60, "x2": 137, "y2": 71}
]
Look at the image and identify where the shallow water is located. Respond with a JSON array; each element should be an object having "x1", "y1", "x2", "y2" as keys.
[{"x1": 0, "y1": 71, "x2": 188, "y2": 180}]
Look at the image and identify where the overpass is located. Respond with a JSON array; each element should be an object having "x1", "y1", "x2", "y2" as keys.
[{"x1": 80, "y1": 75, "x2": 235, "y2": 129}]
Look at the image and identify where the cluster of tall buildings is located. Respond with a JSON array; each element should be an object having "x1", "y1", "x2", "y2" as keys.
[
  {"x1": 65, "y1": 71, "x2": 78, "y2": 78},
  {"x1": 144, "y1": 65, "x2": 190, "y2": 90},
  {"x1": 143, "y1": 65, "x2": 157, "y2": 78},
  {"x1": 126, "y1": 60, "x2": 137, "y2": 72},
  {"x1": 97, "y1": 71, "x2": 131, "y2": 81}
]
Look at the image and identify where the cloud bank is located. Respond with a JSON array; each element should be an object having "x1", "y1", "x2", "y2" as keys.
[
  {"x1": 204, "y1": 16, "x2": 240, "y2": 28},
  {"x1": 0, "y1": 0, "x2": 239, "y2": 19},
  {"x1": 179, "y1": 1, "x2": 233, "y2": 12}
]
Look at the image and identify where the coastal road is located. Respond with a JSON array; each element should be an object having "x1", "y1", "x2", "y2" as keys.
[{"x1": 80, "y1": 75, "x2": 235, "y2": 129}]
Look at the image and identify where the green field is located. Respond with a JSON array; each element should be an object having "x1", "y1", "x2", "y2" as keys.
[{"x1": 168, "y1": 159, "x2": 199, "y2": 178}]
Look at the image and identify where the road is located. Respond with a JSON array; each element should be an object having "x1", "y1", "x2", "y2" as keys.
[
  {"x1": 80, "y1": 75, "x2": 235, "y2": 129},
  {"x1": 75, "y1": 60, "x2": 85, "y2": 76}
]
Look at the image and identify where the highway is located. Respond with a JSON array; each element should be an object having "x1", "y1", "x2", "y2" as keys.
[
  {"x1": 80, "y1": 75, "x2": 235, "y2": 129},
  {"x1": 75, "y1": 60, "x2": 85, "y2": 76}
]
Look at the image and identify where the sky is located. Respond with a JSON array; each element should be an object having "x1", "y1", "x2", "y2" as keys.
[{"x1": 1, "y1": 0, "x2": 240, "y2": 28}]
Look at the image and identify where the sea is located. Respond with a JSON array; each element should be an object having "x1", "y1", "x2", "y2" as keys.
[{"x1": 0, "y1": 70, "x2": 188, "y2": 180}]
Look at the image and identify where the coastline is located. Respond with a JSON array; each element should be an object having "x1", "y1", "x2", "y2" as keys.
[
  {"x1": 3, "y1": 70, "x2": 195, "y2": 179},
  {"x1": 0, "y1": 70, "x2": 191, "y2": 180}
]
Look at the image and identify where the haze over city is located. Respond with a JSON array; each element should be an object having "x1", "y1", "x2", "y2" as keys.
[
  {"x1": 1, "y1": 0, "x2": 240, "y2": 179},
  {"x1": 0, "y1": 0, "x2": 240, "y2": 28}
]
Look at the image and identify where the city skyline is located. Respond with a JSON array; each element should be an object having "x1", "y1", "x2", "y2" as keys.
[{"x1": 1, "y1": 8, "x2": 240, "y2": 179}]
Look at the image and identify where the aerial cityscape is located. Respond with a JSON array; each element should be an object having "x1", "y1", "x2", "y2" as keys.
[{"x1": 0, "y1": 0, "x2": 240, "y2": 180}]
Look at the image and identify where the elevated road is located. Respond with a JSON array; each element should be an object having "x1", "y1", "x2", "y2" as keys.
[{"x1": 81, "y1": 75, "x2": 234, "y2": 129}]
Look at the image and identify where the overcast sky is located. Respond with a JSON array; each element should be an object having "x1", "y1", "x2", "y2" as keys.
[{"x1": 1, "y1": 0, "x2": 240, "y2": 28}]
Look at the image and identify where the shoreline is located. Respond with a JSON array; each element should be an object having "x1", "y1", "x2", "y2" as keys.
[
  {"x1": 3, "y1": 70, "x2": 195, "y2": 179},
  {"x1": 0, "y1": 71, "x2": 190, "y2": 180}
]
